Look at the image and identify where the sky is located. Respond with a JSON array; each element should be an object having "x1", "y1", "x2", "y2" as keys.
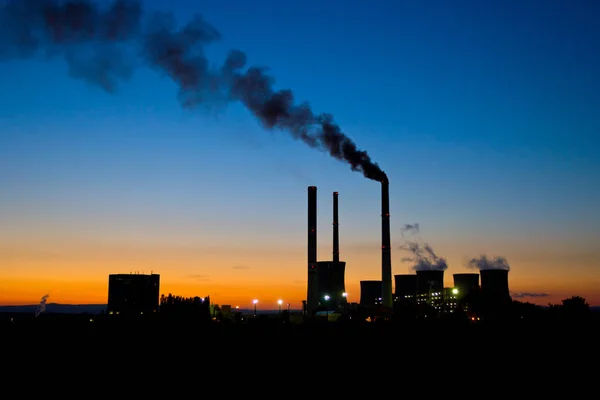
[{"x1": 0, "y1": 0, "x2": 599, "y2": 308}]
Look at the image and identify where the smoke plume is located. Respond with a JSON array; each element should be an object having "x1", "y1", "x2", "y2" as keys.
[
  {"x1": 400, "y1": 223, "x2": 420, "y2": 237},
  {"x1": 35, "y1": 293, "x2": 49, "y2": 318},
  {"x1": 398, "y1": 223, "x2": 447, "y2": 271},
  {"x1": 0, "y1": 0, "x2": 387, "y2": 182},
  {"x1": 467, "y1": 255, "x2": 510, "y2": 271}
]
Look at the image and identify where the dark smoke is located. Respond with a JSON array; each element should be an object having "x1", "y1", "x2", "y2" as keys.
[
  {"x1": 398, "y1": 223, "x2": 447, "y2": 271},
  {"x1": 467, "y1": 255, "x2": 510, "y2": 271},
  {"x1": 0, "y1": 0, "x2": 387, "y2": 182}
]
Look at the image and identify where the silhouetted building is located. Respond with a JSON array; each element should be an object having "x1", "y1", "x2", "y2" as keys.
[
  {"x1": 414, "y1": 270, "x2": 444, "y2": 310},
  {"x1": 394, "y1": 274, "x2": 417, "y2": 302},
  {"x1": 480, "y1": 269, "x2": 511, "y2": 305},
  {"x1": 453, "y1": 273, "x2": 480, "y2": 299},
  {"x1": 316, "y1": 261, "x2": 346, "y2": 310},
  {"x1": 453, "y1": 273, "x2": 480, "y2": 312},
  {"x1": 441, "y1": 287, "x2": 459, "y2": 313},
  {"x1": 107, "y1": 273, "x2": 160, "y2": 315},
  {"x1": 307, "y1": 189, "x2": 348, "y2": 314},
  {"x1": 360, "y1": 280, "x2": 382, "y2": 306},
  {"x1": 416, "y1": 270, "x2": 444, "y2": 294}
]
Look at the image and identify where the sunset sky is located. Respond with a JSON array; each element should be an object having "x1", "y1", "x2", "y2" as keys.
[{"x1": 1, "y1": 0, "x2": 598, "y2": 308}]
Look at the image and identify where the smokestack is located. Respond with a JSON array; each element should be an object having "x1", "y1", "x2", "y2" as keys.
[
  {"x1": 381, "y1": 180, "x2": 393, "y2": 308},
  {"x1": 333, "y1": 191, "x2": 339, "y2": 264},
  {"x1": 307, "y1": 186, "x2": 318, "y2": 315},
  {"x1": 308, "y1": 186, "x2": 317, "y2": 265}
]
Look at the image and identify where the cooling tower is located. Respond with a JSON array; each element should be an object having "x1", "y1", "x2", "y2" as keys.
[
  {"x1": 360, "y1": 280, "x2": 383, "y2": 306},
  {"x1": 416, "y1": 270, "x2": 444, "y2": 294},
  {"x1": 381, "y1": 180, "x2": 393, "y2": 307},
  {"x1": 480, "y1": 268, "x2": 510, "y2": 303},
  {"x1": 394, "y1": 274, "x2": 417, "y2": 297},
  {"x1": 453, "y1": 273, "x2": 480, "y2": 299},
  {"x1": 307, "y1": 186, "x2": 318, "y2": 315}
]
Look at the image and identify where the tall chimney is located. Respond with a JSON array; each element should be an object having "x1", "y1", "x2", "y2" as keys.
[
  {"x1": 307, "y1": 186, "x2": 318, "y2": 315},
  {"x1": 381, "y1": 180, "x2": 393, "y2": 308},
  {"x1": 333, "y1": 191, "x2": 339, "y2": 264}
]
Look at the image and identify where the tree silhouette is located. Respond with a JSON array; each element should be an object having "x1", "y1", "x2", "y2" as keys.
[{"x1": 560, "y1": 296, "x2": 591, "y2": 320}]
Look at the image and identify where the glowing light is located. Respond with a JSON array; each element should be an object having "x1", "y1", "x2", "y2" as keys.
[
  {"x1": 277, "y1": 299, "x2": 283, "y2": 305},
  {"x1": 252, "y1": 299, "x2": 258, "y2": 304}
]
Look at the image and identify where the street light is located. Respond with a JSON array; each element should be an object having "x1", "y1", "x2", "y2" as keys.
[
  {"x1": 252, "y1": 299, "x2": 258, "y2": 316},
  {"x1": 277, "y1": 299, "x2": 283, "y2": 313}
]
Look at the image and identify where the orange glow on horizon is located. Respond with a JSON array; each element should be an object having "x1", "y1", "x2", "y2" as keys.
[{"x1": 1, "y1": 237, "x2": 599, "y2": 307}]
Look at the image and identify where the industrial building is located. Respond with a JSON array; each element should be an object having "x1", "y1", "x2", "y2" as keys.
[
  {"x1": 393, "y1": 274, "x2": 417, "y2": 305},
  {"x1": 416, "y1": 270, "x2": 444, "y2": 294},
  {"x1": 302, "y1": 180, "x2": 512, "y2": 320},
  {"x1": 453, "y1": 273, "x2": 480, "y2": 312},
  {"x1": 480, "y1": 268, "x2": 511, "y2": 307},
  {"x1": 107, "y1": 273, "x2": 160, "y2": 315},
  {"x1": 441, "y1": 287, "x2": 459, "y2": 313},
  {"x1": 360, "y1": 280, "x2": 382, "y2": 306},
  {"x1": 306, "y1": 188, "x2": 347, "y2": 314},
  {"x1": 316, "y1": 261, "x2": 347, "y2": 310},
  {"x1": 453, "y1": 273, "x2": 480, "y2": 299},
  {"x1": 411, "y1": 270, "x2": 456, "y2": 314}
]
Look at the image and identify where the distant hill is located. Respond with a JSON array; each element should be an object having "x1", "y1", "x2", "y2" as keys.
[
  {"x1": 2, "y1": 303, "x2": 594, "y2": 315},
  {"x1": 0, "y1": 303, "x2": 298, "y2": 315},
  {"x1": 0, "y1": 303, "x2": 106, "y2": 315}
]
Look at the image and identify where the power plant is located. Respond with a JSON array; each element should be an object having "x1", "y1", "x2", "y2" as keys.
[
  {"x1": 360, "y1": 280, "x2": 382, "y2": 306},
  {"x1": 416, "y1": 270, "x2": 444, "y2": 293},
  {"x1": 394, "y1": 274, "x2": 417, "y2": 302},
  {"x1": 480, "y1": 269, "x2": 511, "y2": 304},
  {"x1": 453, "y1": 273, "x2": 480, "y2": 299},
  {"x1": 306, "y1": 187, "x2": 347, "y2": 315},
  {"x1": 304, "y1": 184, "x2": 512, "y2": 320}
]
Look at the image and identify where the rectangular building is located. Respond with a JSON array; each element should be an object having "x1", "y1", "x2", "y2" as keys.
[{"x1": 107, "y1": 273, "x2": 160, "y2": 315}]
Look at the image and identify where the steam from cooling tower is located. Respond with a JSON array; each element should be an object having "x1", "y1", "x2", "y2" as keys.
[
  {"x1": 398, "y1": 223, "x2": 448, "y2": 271},
  {"x1": 401, "y1": 242, "x2": 448, "y2": 271},
  {"x1": 0, "y1": 0, "x2": 387, "y2": 182},
  {"x1": 467, "y1": 255, "x2": 510, "y2": 271},
  {"x1": 35, "y1": 293, "x2": 49, "y2": 318},
  {"x1": 400, "y1": 223, "x2": 420, "y2": 237}
]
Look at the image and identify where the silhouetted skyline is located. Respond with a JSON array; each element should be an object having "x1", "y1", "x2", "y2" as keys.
[{"x1": 1, "y1": 0, "x2": 599, "y2": 307}]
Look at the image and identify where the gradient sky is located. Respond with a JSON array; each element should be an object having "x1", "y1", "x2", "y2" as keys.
[{"x1": 1, "y1": 0, "x2": 599, "y2": 308}]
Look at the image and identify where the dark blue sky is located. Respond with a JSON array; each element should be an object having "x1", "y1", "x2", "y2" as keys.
[{"x1": 1, "y1": 0, "x2": 599, "y2": 305}]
